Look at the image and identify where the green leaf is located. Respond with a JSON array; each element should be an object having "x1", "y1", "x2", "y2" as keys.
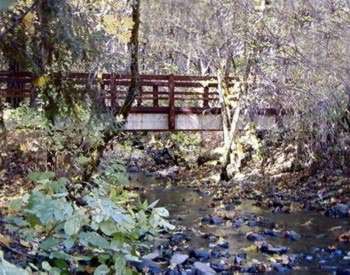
[
  {"x1": 0, "y1": 250, "x2": 29, "y2": 274},
  {"x1": 25, "y1": 192, "x2": 73, "y2": 225},
  {"x1": 64, "y1": 215, "x2": 83, "y2": 236},
  {"x1": 40, "y1": 237, "x2": 60, "y2": 251},
  {"x1": 147, "y1": 200, "x2": 159, "y2": 209},
  {"x1": 153, "y1": 207, "x2": 169, "y2": 218},
  {"x1": 0, "y1": 0, "x2": 17, "y2": 11},
  {"x1": 94, "y1": 264, "x2": 110, "y2": 275},
  {"x1": 99, "y1": 220, "x2": 118, "y2": 236},
  {"x1": 114, "y1": 254, "x2": 127, "y2": 275},
  {"x1": 79, "y1": 232, "x2": 110, "y2": 249},
  {"x1": 28, "y1": 171, "x2": 55, "y2": 184}
]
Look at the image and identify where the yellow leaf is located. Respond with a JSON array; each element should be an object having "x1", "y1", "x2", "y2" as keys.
[
  {"x1": 243, "y1": 244, "x2": 257, "y2": 253},
  {"x1": 33, "y1": 75, "x2": 50, "y2": 88},
  {"x1": 0, "y1": 233, "x2": 11, "y2": 247}
]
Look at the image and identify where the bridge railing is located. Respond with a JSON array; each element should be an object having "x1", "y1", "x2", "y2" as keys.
[
  {"x1": 0, "y1": 72, "x2": 226, "y2": 119},
  {"x1": 101, "y1": 74, "x2": 223, "y2": 114}
]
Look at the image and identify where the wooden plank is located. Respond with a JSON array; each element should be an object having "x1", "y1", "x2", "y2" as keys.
[{"x1": 168, "y1": 74, "x2": 176, "y2": 130}]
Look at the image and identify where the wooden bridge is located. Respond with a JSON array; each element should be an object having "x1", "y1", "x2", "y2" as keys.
[{"x1": 0, "y1": 72, "x2": 225, "y2": 131}]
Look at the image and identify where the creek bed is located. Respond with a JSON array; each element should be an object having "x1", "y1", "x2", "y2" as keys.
[{"x1": 130, "y1": 174, "x2": 350, "y2": 274}]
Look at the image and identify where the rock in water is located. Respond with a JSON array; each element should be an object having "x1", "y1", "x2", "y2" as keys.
[
  {"x1": 156, "y1": 166, "x2": 179, "y2": 179},
  {"x1": 284, "y1": 230, "x2": 301, "y2": 241},
  {"x1": 190, "y1": 249, "x2": 210, "y2": 261},
  {"x1": 246, "y1": 232, "x2": 265, "y2": 242},
  {"x1": 194, "y1": 262, "x2": 216, "y2": 274},
  {"x1": 272, "y1": 263, "x2": 291, "y2": 273},
  {"x1": 143, "y1": 250, "x2": 160, "y2": 260},
  {"x1": 129, "y1": 259, "x2": 161, "y2": 274},
  {"x1": 210, "y1": 216, "x2": 224, "y2": 225},
  {"x1": 325, "y1": 204, "x2": 350, "y2": 218},
  {"x1": 259, "y1": 243, "x2": 288, "y2": 255},
  {"x1": 170, "y1": 253, "x2": 189, "y2": 265}
]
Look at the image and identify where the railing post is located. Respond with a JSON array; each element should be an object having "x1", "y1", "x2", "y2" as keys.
[
  {"x1": 168, "y1": 74, "x2": 175, "y2": 130},
  {"x1": 110, "y1": 73, "x2": 117, "y2": 110},
  {"x1": 153, "y1": 85, "x2": 159, "y2": 107},
  {"x1": 30, "y1": 75, "x2": 36, "y2": 107},
  {"x1": 203, "y1": 86, "x2": 209, "y2": 108},
  {"x1": 137, "y1": 86, "x2": 143, "y2": 107}
]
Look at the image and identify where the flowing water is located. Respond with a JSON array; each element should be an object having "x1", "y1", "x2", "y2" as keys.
[{"x1": 129, "y1": 174, "x2": 350, "y2": 274}]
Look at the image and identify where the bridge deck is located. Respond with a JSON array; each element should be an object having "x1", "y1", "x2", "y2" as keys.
[{"x1": 0, "y1": 72, "x2": 226, "y2": 131}]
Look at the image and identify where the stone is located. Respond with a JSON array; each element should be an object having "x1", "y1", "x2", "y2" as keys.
[
  {"x1": 259, "y1": 243, "x2": 288, "y2": 255},
  {"x1": 325, "y1": 204, "x2": 350, "y2": 218},
  {"x1": 127, "y1": 164, "x2": 140, "y2": 173},
  {"x1": 337, "y1": 268, "x2": 350, "y2": 275},
  {"x1": 170, "y1": 233, "x2": 189, "y2": 245},
  {"x1": 156, "y1": 166, "x2": 179, "y2": 179},
  {"x1": 210, "y1": 263, "x2": 227, "y2": 272},
  {"x1": 170, "y1": 253, "x2": 189, "y2": 266},
  {"x1": 193, "y1": 262, "x2": 216, "y2": 274},
  {"x1": 246, "y1": 232, "x2": 265, "y2": 242},
  {"x1": 263, "y1": 229, "x2": 279, "y2": 237},
  {"x1": 191, "y1": 249, "x2": 211, "y2": 261},
  {"x1": 305, "y1": 255, "x2": 313, "y2": 262},
  {"x1": 143, "y1": 250, "x2": 160, "y2": 260},
  {"x1": 210, "y1": 216, "x2": 224, "y2": 225},
  {"x1": 272, "y1": 263, "x2": 290, "y2": 273},
  {"x1": 216, "y1": 240, "x2": 229, "y2": 249},
  {"x1": 129, "y1": 259, "x2": 161, "y2": 274},
  {"x1": 201, "y1": 215, "x2": 224, "y2": 225},
  {"x1": 284, "y1": 230, "x2": 301, "y2": 241},
  {"x1": 233, "y1": 253, "x2": 246, "y2": 265}
]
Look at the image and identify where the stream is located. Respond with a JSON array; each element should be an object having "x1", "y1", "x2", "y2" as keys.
[{"x1": 129, "y1": 173, "x2": 350, "y2": 274}]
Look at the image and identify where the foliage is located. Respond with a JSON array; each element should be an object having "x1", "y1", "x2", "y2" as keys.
[
  {"x1": 5, "y1": 106, "x2": 47, "y2": 130},
  {"x1": 0, "y1": 0, "x2": 17, "y2": 11},
  {"x1": 149, "y1": 132, "x2": 202, "y2": 167},
  {"x1": 4, "y1": 170, "x2": 173, "y2": 274},
  {"x1": 0, "y1": 251, "x2": 30, "y2": 275}
]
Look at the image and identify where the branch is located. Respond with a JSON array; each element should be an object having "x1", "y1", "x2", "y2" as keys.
[{"x1": 0, "y1": 0, "x2": 40, "y2": 41}]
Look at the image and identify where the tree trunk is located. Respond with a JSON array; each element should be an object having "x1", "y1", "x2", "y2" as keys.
[
  {"x1": 120, "y1": 0, "x2": 141, "y2": 118},
  {"x1": 83, "y1": 0, "x2": 141, "y2": 183},
  {"x1": 0, "y1": 99, "x2": 6, "y2": 148}
]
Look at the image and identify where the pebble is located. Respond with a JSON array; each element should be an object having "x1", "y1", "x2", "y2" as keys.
[
  {"x1": 259, "y1": 243, "x2": 288, "y2": 255},
  {"x1": 193, "y1": 262, "x2": 216, "y2": 274},
  {"x1": 325, "y1": 204, "x2": 350, "y2": 218},
  {"x1": 129, "y1": 259, "x2": 161, "y2": 274},
  {"x1": 170, "y1": 253, "x2": 189, "y2": 266},
  {"x1": 246, "y1": 232, "x2": 265, "y2": 242},
  {"x1": 190, "y1": 249, "x2": 211, "y2": 261},
  {"x1": 272, "y1": 263, "x2": 291, "y2": 273},
  {"x1": 284, "y1": 230, "x2": 301, "y2": 241}
]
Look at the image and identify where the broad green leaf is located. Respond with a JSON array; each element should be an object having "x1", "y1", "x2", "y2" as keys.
[
  {"x1": 0, "y1": 0, "x2": 17, "y2": 10},
  {"x1": 79, "y1": 232, "x2": 110, "y2": 249},
  {"x1": 94, "y1": 264, "x2": 109, "y2": 275},
  {"x1": 64, "y1": 215, "x2": 83, "y2": 236},
  {"x1": 153, "y1": 207, "x2": 169, "y2": 218},
  {"x1": 28, "y1": 171, "x2": 55, "y2": 184},
  {"x1": 99, "y1": 220, "x2": 119, "y2": 236},
  {"x1": 147, "y1": 200, "x2": 159, "y2": 209},
  {"x1": 40, "y1": 237, "x2": 60, "y2": 251},
  {"x1": 114, "y1": 254, "x2": 127, "y2": 275},
  {"x1": 0, "y1": 250, "x2": 30, "y2": 275}
]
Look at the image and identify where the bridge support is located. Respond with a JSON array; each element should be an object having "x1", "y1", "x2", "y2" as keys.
[{"x1": 123, "y1": 113, "x2": 222, "y2": 131}]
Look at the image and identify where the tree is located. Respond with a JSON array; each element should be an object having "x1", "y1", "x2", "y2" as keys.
[{"x1": 120, "y1": 0, "x2": 141, "y2": 118}]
